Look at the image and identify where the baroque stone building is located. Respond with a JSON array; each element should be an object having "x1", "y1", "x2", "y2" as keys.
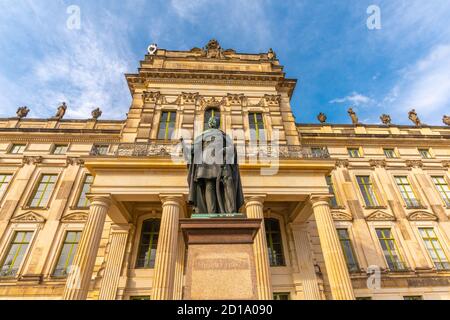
[{"x1": 0, "y1": 40, "x2": 449, "y2": 300}]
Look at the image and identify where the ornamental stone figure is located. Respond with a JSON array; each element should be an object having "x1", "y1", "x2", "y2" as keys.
[
  {"x1": 91, "y1": 108, "x2": 102, "y2": 120},
  {"x1": 267, "y1": 48, "x2": 277, "y2": 60},
  {"x1": 16, "y1": 106, "x2": 30, "y2": 119},
  {"x1": 380, "y1": 114, "x2": 392, "y2": 125},
  {"x1": 204, "y1": 39, "x2": 224, "y2": 59},
  {"x1": 181, "y1": 116, "x2": 244, "y2": 215},
  {"x1": 317, "y1": 112, "x2": 327, "y2": 124},
  {"x1": 54, "y1": 102, "x2": 67, "y2": 120},
  {"x1": 408, "y1": 109, "x2": 421, "y2": 126},
  {"x1": 348, "y1": 107, "x2": 359, "y2": 125},
  {"x1": 443, "y1": 115, "x2": 450, "y2": 126}
]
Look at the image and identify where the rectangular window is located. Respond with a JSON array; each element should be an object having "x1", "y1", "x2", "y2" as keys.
[
  {"x1": 273, "y1": 293, "x2": 290, "y2": 300},
  {"x1": 52, "y1": 144, "x2": 68, "y2": 155},
  {"x1": 337, "y1": 229, "x2": 359, "y2": 273},
  {"x1": 28, "y1": 174, "x2": 58, "y2": 208},
  {"x1": 136, "y1": 219, "x2": 160, "y2": 269},
  {"x1": 431, "y1": 176, "x2": 450, "y2": 207},
  {"x1": 419, "y1": 149, "x2": 432, "y2": 159},
  {"x1": 9, "y1": 144, "x2": 26, "y2": 154},
  {"x1": 53, "y1": 231, "x2": 81, "y2": 277},
  {"x1": 0, "y1": 174, "x2": 13, "y2": 200},
  {"x1": 326, "y1": 176, "x2": 339, "y2": 208},
  {"x1": 376, "y1": 228, "x2": 406, "y2": 271},
  {"x1": 76, "y1": 175, "x2": 94, "y2": 208},
  {"x1": 0, "y1": 231, "x2": 33, "y2": 277},
  {"x1": 418, "y1": 228, "x2": 449, "y2": 271},
  {"x1": 248, "y1": 112, "x2": 266, "y2": 142},
  {"x1": 265, "y1": 219, "x2": 286, "y2": 267},
  {"x1": 348, "y1": 148, "x2": 361, "y2": 158},
  {"x1": 157, "y1": 111, "x2": 176, "y2": 140},
  {"x1": 311, "y1": 147, "x2": 327, "y2": 158},
  {"x1": 394, "y1": 176, "x2": 421, "y2": 208},
  {"x1": 383, "y1": 149, "x2": 397, "y2": 158},
  {"x1": 92, "y1": 144, "x2": 109, "y2": 155},
  {"x1": 356, "y1": 176, "x2": 381, "y2": 207}
]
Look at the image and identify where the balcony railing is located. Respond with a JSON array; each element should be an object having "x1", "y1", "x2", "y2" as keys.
[{"x1": 90, "y1": 141, "x2": 331, "y2": 160}]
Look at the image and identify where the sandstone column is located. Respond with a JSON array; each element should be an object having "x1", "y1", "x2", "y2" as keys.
[
  {"x1": 99, "y1": 224, "x2": 130, "y2": 300},
  {"x1": 245, "y1": 195, "x2": 272, "y2": 300},
  {"x1": 311, "y1": 195, "x2": 355, "y2": 300},
  {"x1": 172, "y1": 231, "x2": 186, "y2": 300},
  {"x1": 152, "y1": 195, "x2": 183, "y2": 300},
  {"x1": 63, "y1": 195, "x2": 111, "y2": 300}
]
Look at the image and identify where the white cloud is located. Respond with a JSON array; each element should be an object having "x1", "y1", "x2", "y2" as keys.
[{"x1": 329, "y1": 92, "x2": 373, "y2": 106}]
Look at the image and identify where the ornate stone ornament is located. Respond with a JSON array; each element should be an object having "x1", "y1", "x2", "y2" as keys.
[
  {"x1": 443, "y1": 115, "x2": 450, "y2": 126},
  {"x1": 406, "y1": 160, "x2": 423, "y2": 168},
  {"x1": 180, "y1": 92, "x2": 199, "y2": 105},
  {"x1": 66, "y1": 157, "x2": 84, "y2": 166},
  {"x1": 408, "y1": 211, "x2": 438, "y2": 221},
  {"x1": 262, "y1": 94, "x2": 281, "y2": 106},
  {"x1": 53, "y1": 102, "x2": 67, "y2": 120},
  {"x1": 267, "y1": 48, "x2": 277, "y2": 60},
  {"x1": 348, "y1": 107, "x2": 359, "y2": 125},
  {"x1": 142, "y1": 91, "x2": 161, "y2": 104},
  {"x1": 91, "y1": 108, "x2": 102, "y2": 120},
  {"x1": 317, "y1": 112, "x2": 327, "y2": 124},
  {"x1": 443, "y1": 161, "x2": 450, "y2": 168},
  {"x1": 366, "y1": 210, "x2": 396, "y2": 221},
  {"x1": 22, "y1": 156, "x2": 43, "y2": 166},
  {"x1": 204, "y1": 39, "x2": 224, "y2": 59},
  {"x1": 335, "y1": 159, "x2": 349, "y2": 168},
  {"x1": 380, "y1": 114, "x2": 392, "y2": 125},
  {"x1": 408, "y1": 109, "x2": 422, "y2": 126},
  {"x1": 331, "y1": 210, "x2": 353, "y2": 221},
  {"x1": 226, "y1": 94, "x2": 245, "y2": 106},
  {"x1": 369, "y1": 160, "x2": 387, "y2": 168},
  {"x1": 16, "y1": 106, "x2": 30, "y2": 119},
  {"x1": 11, "y1": 211, "x2": 46, "y2": 223},
  {"x1": 147, "y1": 43, "x2": 158, "y2": 55},
  {"x1": 61, "y1": 212, "x2": 88, "y2": 222}
]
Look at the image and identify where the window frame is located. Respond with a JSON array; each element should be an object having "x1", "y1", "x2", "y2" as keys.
[
  {"x1": 157, "y1": 110, "x2": 177, "y2": 141},
  {"x1": 26, "y1": 173, "x2": 60, "y2": 209},
  {"x1": 336, "y1": 228, "x2": 360, "y2": 273},
  {"x1": 326, "y1": 175, "x2": 341, "y2": 208},
  {"x1": 393, "y1": 175, "x2": 423, "y2": 209},
  {"x1": 374, "y1": 227, "x2": 407, "y2": 271},
  {"x1": 203, "y1": 107, "x2": 221, "y2": 131},
  {"x1": 91, "y1": 144, "x2": 110, "y2": 156},
  {"x1": 51, "y1": 230, "x2": 82, "y2": 278},
  {"x1": 347, "y1": 147, "x2": 362, "y2": 158},
  {"x1": 355, "y1": 175, "x2": 383, "y2": 208},
  {"x1": 418, "y1": 148, "x2": 433, "y2": 159},
  {"x1": 383, "y1": 148, "x2": 398, "y2": 159},
  {"x1": 135, "y1": 218, "x2": 161, "y2": 269},
  {"x1": 0, "y1": 172, "x2": 16, "y2": 203},
  {"x1": 248, "y1": 112, "x2": 266, "y2": 143},
  {"x1": 273, "y1": 292, "x2": 291, "y2": 300},
  {"x1": 264, "y1": 217, "x2": 287, "y2": 267},
  {"x1": 51, "y1": 144, "x2": 69, "y2": 155},
  {"x1": 8, "y1": 143, "x2": 27, "y2": 155},
  {"x1": 416, "y1": 226, "x2": 450, "y2": 271},
  {"x1": 430, "y1": 175, "x2": 450, "y2": 208},
  {"x1": 74, "y1": 173, "x2": 94, "y2": 209}
]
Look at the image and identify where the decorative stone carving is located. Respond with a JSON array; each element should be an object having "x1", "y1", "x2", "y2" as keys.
[
  {"x1": 66, "y1": 157, "x2": 85, "y2": 166},
  {"x1": 11, "y1": 211, "x2": 46, "y2": 223},
  {"x1": 61, "y1": 212, "x2": 89, "y2": 222},
  {"x1": 335, "y1": 160, "x2": 349, "y2": 168},
  {"x1": 317, "y1": 112, "x2": 327, "y2": 124},
  {"x1": 262, "y1": 94, "x2": 281, "y2": 106},
  {"x1": 180, "y1": 92, "x2": 199, "y2": 104},
  {"x1": 443, "y1": 161, "x2": 450, "y2": 169},
  {"x1": 408, "y1": 109, "x2": 422, "y2": 126},
  {"x1": 22, "y1": 156, "x2": 43, "y2": 166},
  {"x1": 443, "y1": 115, "x2": 450, "y2": 126},
  {"x1": 366, "y1": 210, "x2": 396, "y2": 221},
  {"x1": 380, "y1": 114, "x2": 392, "y2": 125},
  {"x1": 406, "y1": 160, "x2": 423, "y2": 168},
  {"x1": 226, "y1": 94, "x2": 245, "y2": 105},
  {"x1": 408, "y1": 211, "x2": 438, "y2": 221},
  {"x1": 348, "y1": 108, "x2": 359, "y2": 125},
  {"x1": 143, "y1": 91, "x2": 161, "y2": 104},
  {"x1": 16, "y1": 106, "x2": 30, "y2": 119},
  {"x1": 204, "y1": 39, "x2": 224, "y2": 59},
  {"x1": 369, "y1": 160, "x2": 387, "y2": 168},
  {"x1": 331, "y1": 211, "x2": 353, "y2": 221},
  {"x1": 53, "y1": 102, "x2": 67, "y2": 120},
  {"x1": 147, "y1": 43, "x2": 158, "y2": 55},
  {"x1": 267, "y1": 48, "x2": 276, "y2": 60},
  {"x1": 91, "y1": 108, "x2": 102, "y2": 120}
]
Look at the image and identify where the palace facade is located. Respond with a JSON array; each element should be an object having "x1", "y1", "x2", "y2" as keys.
[{"x1": 0, "y1": 40, "x2": 449, "y2": 300}]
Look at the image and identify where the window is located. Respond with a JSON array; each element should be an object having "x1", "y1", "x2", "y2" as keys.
[
  {"x1": 404, "y1": 296, "x2": 423, "y2": 300},
  {"x1": 273, "y1": 293, "x2": 290, "y2": 300},
  {"x1": 356, "y1": 176, "x2": 381, "y2": 207},
  {"x1": 337, "y1": 229, "x2": 359, "y2": 273},
  {"x1": 0, "y1": 174, "x2": 13, "y2": 199},
  {"x1": 418, "y1": 149, "x2": 432, "y2": 159},
  {"x1": 394, "y1": 176, "x2": 421, "y2": 208},
  {"x1": 28, "y1": 174, "x2": 58, "y2": 208},
  {"x1": 9, "y1": 144, "x2": 26, "y2": 154},
  {"x1": 431, "y1": 176, "x2": 450, "y2": 207},
  {"x1": 383, "y1": 149, "x2": 397, "y2": 158},
  {"x1": 76, "y1": 175, "x2": 94, "y2": 208},
  {"x1": 265, "y1": 218, "x2": 285, "y2": 267},
  {"x1": 418, "y1": 228, "x2": 449, "y2": 271},
  {"x1": 52, "y1": 144, "x2": 68, "y2": 155},
  {"x1": 204, "y1": 108, "x2": 220, "y2": 129},
  {"x1": 376, "y1": 228, "x2": 406, "y2": 271},
  {"x1": 53, "y1": 231, "x2": 81, "y2": 277},
  {"x1": 348, "y1": 148, "x2": 361, "y2": 158},
  {"x1": 130, "y1": 296, "x2": 151, "y2": 300},
  {"x1": 0, "y1": 231, "x2": 33, "y2": 277},
  {"x1": 92, "y1": 144, "x2": 109, "y2": 156},
  {"x1": 311, "y1": 147, "x2": 328, "y2": 158},
  {"x1": 248, "y1": 112, "x2": 265, "y2": 142},
  {"x1": 157, "y1": 111, "x2": 176, "y2": 140},
  {"x1": 136, "y1": 219, "x2": 160, "y2": 269},
  {"x1": 326, "y1": 176, "x2": 339, "y2": 208}
]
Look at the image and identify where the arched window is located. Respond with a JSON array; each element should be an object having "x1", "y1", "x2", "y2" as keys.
[
  {"x1": 264, "y1": 218, "x2": 286, "y2": 266},
  {"x1": 204, "y1": 108, "x2": 221, "y2": 129},
  {"x1": 136, "y1": 219, "x2": 160, "y2": 269}
]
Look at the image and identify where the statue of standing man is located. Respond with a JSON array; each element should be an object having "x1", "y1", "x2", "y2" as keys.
[{"x1": 181, "y1": 116, "x2": 244, "y2": 215}]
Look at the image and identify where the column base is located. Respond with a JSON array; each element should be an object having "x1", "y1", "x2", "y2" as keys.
[{"x1": 180, "y1": 218, "x2": 261, "y2": 300}]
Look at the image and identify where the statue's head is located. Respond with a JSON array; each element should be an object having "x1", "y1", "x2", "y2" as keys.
[{"x1": 208, "y1": 116, "x2": 219, "y2": 129}]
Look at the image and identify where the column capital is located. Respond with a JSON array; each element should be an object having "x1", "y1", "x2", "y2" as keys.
[
  {"x1": 110, "y1": 223, "x2": 132, "y2": 234},
  {"x1": 244, "y1": 194, "x2": 266, "y2": 208},
  {"x1": 159, "y1": 194, "x2": 185, "y2": 208},
  {"x1": 310, "y1": 194, "x2": 332, "y2": 208},
  {"x1": 86, "y1": 194, "x2": 112, "y2": 207}
]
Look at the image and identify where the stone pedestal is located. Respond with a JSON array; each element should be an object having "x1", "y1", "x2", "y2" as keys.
[{"x1": 180, "y1": 218, "x2": 261, "y2": 300}]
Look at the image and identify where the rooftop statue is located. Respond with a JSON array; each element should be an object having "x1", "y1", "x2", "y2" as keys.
[
  {"x1": 16, "y1": 106, "x2": 30, "y2": 119},
  {"x1": 348, "y1": 107, "x2": 359, "y2": 125},
  {"x1": 380, "y1": 114, "x2": 392, "y2": 125},
  {"x1": 181, "y1": 116, "x2": 244, "y2": 215},
  {"x1": 443, "y1": 115, "x2": 450, "y2": 126},
  {"x1": 53, "y1": 102, "x2": 67, "y2": 120},
  {"x1": 408, "y1": 109, "x2": 422, "y2": 126}
]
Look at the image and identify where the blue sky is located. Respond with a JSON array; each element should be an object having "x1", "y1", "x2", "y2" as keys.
[{"x1": 1, "y1": 0, "x2": 449, "y2": 125}]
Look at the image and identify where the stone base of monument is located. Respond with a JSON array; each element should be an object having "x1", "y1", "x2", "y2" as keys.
[{"x1": 180, "y1": 218, "x2": 261, "y2": 300}]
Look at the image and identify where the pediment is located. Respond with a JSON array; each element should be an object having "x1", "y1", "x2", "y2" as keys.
[
  {"x1": 331, "y1": 210, "x2": 353, "y2": 221},
  {"x1": 366, "y1": 210, "x2": 396, "y2": 221},
  {"x1": 11, "y1": 211, "x2": 46, "y2": 223},
  {"x1": 61, "y1": 212, "x2": 88, "y2": 222},
  {"x1": 408, "y1": 211, "x2": 438, "y2": 221}
]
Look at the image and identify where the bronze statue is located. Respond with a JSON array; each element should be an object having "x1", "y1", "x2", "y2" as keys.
[
  {"x1": 380, "y1": 114, "x2": 392, "y2": 125},
  {"x1": 91, "y1": 107, "x2": 102, "y2": 120},
  {"x1": 408, "y1": 109, "x2": 421, "y2": 126},
  {"x1": 317, "y1": 112, "x2": 327, "y2": 124},
  {"x1": 54, "y1": 102, "x2": 67, "y2": 120},
  {"x1": 348, "y1": 108, "x2": 359, "y2": 125},
  {"x1": 181, "y1": 116, "x2": 244, "y2": 214},
  {"x1": 443, "y1": 115, "x2": 450, "y2": 126},
  {"x1": 16, "y1": 106, "x2": 30, "y2": 119}
]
